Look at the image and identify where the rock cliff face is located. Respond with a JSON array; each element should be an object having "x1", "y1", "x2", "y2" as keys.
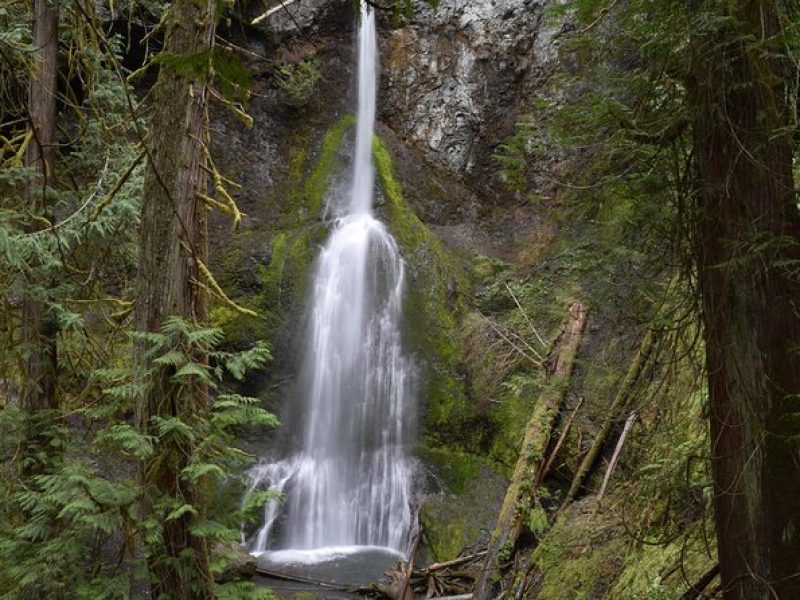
[
  {"x1": 217, "y1": 0, "x2": 560, "y2": 232},
  {"x1": 381, "y1": 0, "x2": 547, "y2": 176},
  {"x1": 210, "y1": 0, "x2": 565, "y2": 363}
]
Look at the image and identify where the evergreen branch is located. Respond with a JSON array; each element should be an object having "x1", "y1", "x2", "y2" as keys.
[
  {"x1": 87, "y1": 149, "x2": 147, "y2": 224},
  {"x1": 24, "y1": 158, "x2": 110, "y2": 237}
]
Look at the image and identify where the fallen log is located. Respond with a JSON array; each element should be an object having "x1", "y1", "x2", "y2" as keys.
[
  {"x1": 473, "y1": 302, "x2": 588, "y2": 600},
  {"x1": 254, "y1": 566, "x2": 354, "y2": 591},
  {"x1": 395, "y1": 520, "x2": 422, "y2": 600},
  {"x1": 423, "y1": 551, "x2": 487, "y2": 574},
  {"x1": 678, "y1": 563, "x2": 720, "y2": 600},
  {"x1": 564, "y1": 325, "x2": 656, "y2": 505},
  {"x1": 537, "y1": 396, "x2": 584, "y2": 486}
]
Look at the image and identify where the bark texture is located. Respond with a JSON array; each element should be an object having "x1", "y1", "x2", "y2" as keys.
[
  {"x1": 22, "y1": 0, "x2": 59, "y2": 470},
  {"x1": 22, "y1": 0, "x2": 58, "y2": 412},
  {"x1": 135, "y1": 0, "x2": 215, "y2": 596},
  {"x1": 474, "y1": 302, "x2": 587, "y2": 600},
  {"x1": 690, "y1": 1, "x2": 800, "y2": 597}
]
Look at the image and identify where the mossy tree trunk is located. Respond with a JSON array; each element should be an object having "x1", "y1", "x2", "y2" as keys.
[
  {"x1": 474, "y1": 302, "x2": 587, "y2": 600},
  {"x1": 689, "y1": 1, "x2": 800, "y2": 597},
  {"x1": 21, "y1": 0, "x2": 59, "y2": 473},
  {"x1": 135, "y1": 0, "x2": 215, "y2": 596}
]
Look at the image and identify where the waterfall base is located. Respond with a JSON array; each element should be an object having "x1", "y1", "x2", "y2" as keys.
[{"x1": 255, "y1": 545, "x2": 402, "y2": 588}]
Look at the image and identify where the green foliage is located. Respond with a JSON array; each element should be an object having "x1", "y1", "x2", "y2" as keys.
[
  {"x1": 492, "y1": 116, "x2": 537, "y2": 193},
  {"x1": 217, "y1": 580, "x2": 277, "y2": 599},
  {"x1": 497, "y1": 541, "x2": 514, "y2": 564},
  {"x1": 133, "y1": 317, "x2": 276, "y2": 592},
  {"x1": 527, "y1": 504, "x2": 549, "y2": 537},
  {"x1": 0, "y1": 315, "x2": 276, "y2": 596},
  {"x1": 0, "y1": 1, "x2": 274, "y2": 597},
  {"x1": 274, "y1": 56, "x2": 321, "y2": 109}
]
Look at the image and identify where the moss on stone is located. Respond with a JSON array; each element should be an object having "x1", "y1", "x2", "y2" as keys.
[
  {"x1": 372, "y1": 134, "x2": 482, "y2": 452},
  {"x1": 299, "y1": 114, "x2": 355, "y2": 219},
  {"x1": 418, "y1": 447, "x2": 494, "y2": 495},
  {"x1": 230, "y1": 115, "x2": 357, "y2": 349},
  {"x1": 533, "y1": 507, "x2": 628, "y2": 600},
  {"x1": 607, "y1": 534, "x2": 713, "y2": 599},
  {"x1": 417, "y1": 447, "x2": 508, "y2": 563}
]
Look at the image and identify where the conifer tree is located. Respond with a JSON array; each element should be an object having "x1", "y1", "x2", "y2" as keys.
[
  {"x1": 689, "y1": 1, "x2": 800, "y2": 596},
  {"x1": 135, "y1": 0, "x2": 217, "y2": 596},
  {"x1": 546, "y1": 0, "x2": 800, "y2": 595},
  {"x1": 21, "y1": 0, "x2": 59, "y2": 471}
]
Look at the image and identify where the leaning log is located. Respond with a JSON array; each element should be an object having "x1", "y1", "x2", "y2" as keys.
[
  {"x1": 595, "y1": 410, "x2": 638, "y2": 505},
  {"x1": 564, "y1": 325, "x2": 656, "y2": 505},
  {"x1": 473, "y1": 302, "x2": 588, "y2": 600}
]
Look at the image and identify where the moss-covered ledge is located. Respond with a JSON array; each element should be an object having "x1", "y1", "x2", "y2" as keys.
[{"x1": 372, "y1": 134, "x2": 489, "y2": 452}]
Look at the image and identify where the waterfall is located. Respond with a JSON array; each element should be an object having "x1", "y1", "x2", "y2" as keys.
[{"x1": 246, "y1": 3, "x2": 415, "y2": 560}]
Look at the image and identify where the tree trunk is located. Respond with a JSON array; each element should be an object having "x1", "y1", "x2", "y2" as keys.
[
  {"x1": 690, "y1": 1, "x2": 800, "y2": 597},
  {"x1": 135, "y1": 0, "x2": 215, "y2": 596},
  {"x1": 474, "y1": 302, "x2": 587, "y2": 600},
  {"x1": 21, "y1": 0, "x2": 59, "y2": 472}
]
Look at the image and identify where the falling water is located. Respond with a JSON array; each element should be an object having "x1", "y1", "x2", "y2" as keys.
[{"x1": 246, "y1": 3, "x2": 415, "y2": 560}]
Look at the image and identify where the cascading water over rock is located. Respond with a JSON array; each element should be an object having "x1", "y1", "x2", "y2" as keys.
[{"x1": 246, "y1": 3, "x2": 416, "y2": 560}]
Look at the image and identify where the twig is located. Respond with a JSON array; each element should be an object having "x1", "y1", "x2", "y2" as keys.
[
  {"x1": 422, "y1": 551, "x2": 488, "y2": 574},
  {"x1": 25, "y1": 158, "x2": 109, "y2": 235},
  {"x1": 596, "y1": 410, "x2": 638, "y2": 505},
  {"x1": 503, "y1": 280, "x2": 548, "y2": 349},
  {"x1": 487, "y1": 320, "x2": 542, "y2": 367},
  {"x1": 537, "y1": 397, "x2": 585, "y2": 486}
]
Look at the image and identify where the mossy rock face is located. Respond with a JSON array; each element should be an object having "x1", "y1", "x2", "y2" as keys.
[
  {"x1": 532, "y1": 502, "x2": 628, "y2": 600},
  {"x1": 417, "y1": 447, "x2": 507, "y2": 565},
  {"x1": 210, "y1": 116, "x2": 355, "y2": 357},
  {"x1": 373, "y1": 134, "x2": 485, "y2": 452},
  {"x1": 531, "y1": 494, "x2": 714, "y2": 600}
]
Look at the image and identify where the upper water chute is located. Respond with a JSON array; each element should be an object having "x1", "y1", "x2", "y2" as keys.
[
  {"x1": 247, "y1": 1, "x2": 416, "y2": 559},
  {"x1": 351, "y1": 3, "x2": 378, "y2": 215}
]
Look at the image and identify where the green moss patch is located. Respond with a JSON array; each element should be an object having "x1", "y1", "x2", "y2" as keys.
[
  {"x1": 418, "y1": 448, "x2": 507, "y2": 564},
  {"x1": 373, "y1": 135, "x2": 484, "y2": 452}
]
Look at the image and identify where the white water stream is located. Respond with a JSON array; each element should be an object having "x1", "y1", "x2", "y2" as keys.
[{"x1": 246, "y1": 3, "x2": 415, "y2": 562}]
